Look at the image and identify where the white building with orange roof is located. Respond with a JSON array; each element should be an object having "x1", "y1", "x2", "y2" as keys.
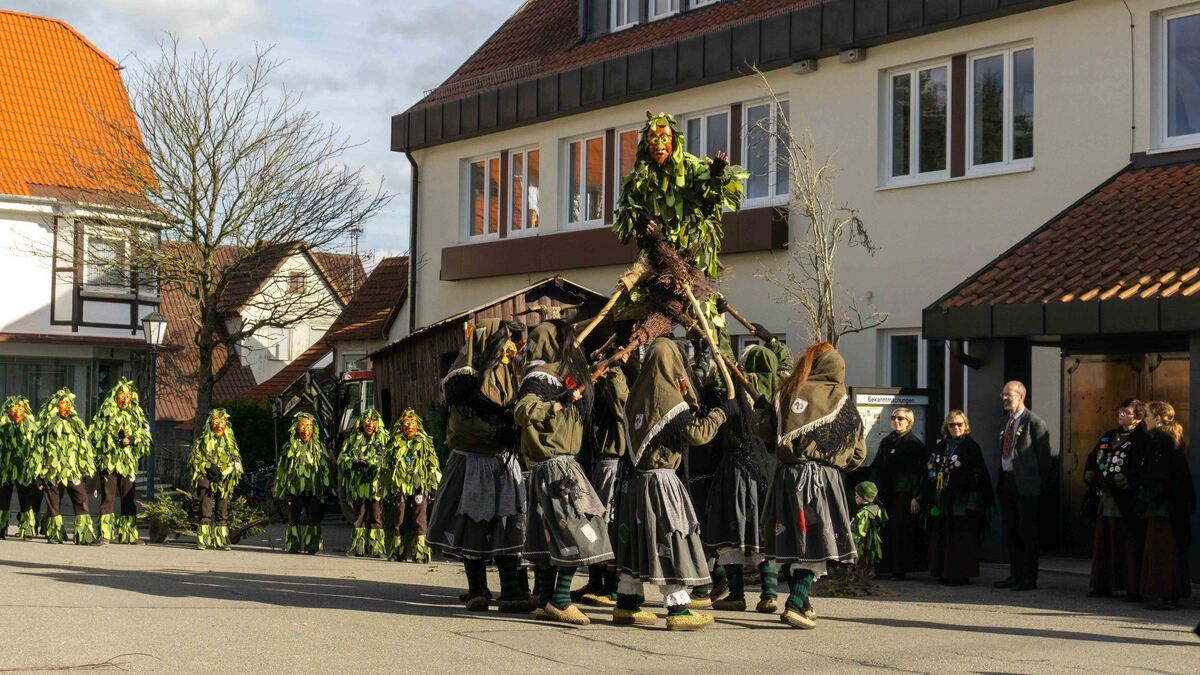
[{"x1": 0, "y1": 10, "x2": 159, "y2": 417}]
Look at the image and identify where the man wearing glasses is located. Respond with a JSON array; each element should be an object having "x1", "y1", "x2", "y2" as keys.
[{"x1": 994, "y1": 381, "x2": 1053, "y2": 591}]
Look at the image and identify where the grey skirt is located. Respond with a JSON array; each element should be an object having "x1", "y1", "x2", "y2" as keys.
[
  {"x1": 590, "y1": 457, "x2": 621, "y2": 521},
  {"x1": 614, "y1": 468, "x2": 712, "y2": 586},
  {"x1": 703, "y1": 455, "x2": 765, "y2": 555},
  {"x1": 761, "y1": 461, "x2": 856, "y2": 565},
  {"x1": 524, "y1": 455, "x2": 614, "y2": 566},
  {"x1": 427, "y1": 449, "x2": 526, "y2": 559}
]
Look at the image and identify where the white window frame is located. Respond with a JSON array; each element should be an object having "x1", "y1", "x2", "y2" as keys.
[
  {"x1": 883, "y1": 329, "x2": 927, "y2": 389},
  {"x1": 682, "y1": 106, "x2": 732, "y2": 158},
  {"x1": 1153, "y1": 5, "x2": 1200, "y2": 151},
  {"x1": 882, "y1": 60, "x2": 952, "y2": 187},
  {"x1": 966, "y1": 45, "x2": 1034, "y2": 176},
  {"x1": 610, "y1": 0, "x2": 638, "y2": 31},
  {"x1": 741, "y1": 97, "x2": 791, "y2": 208},
  {"x1": 648, "y1": 0, "x2": 680, "y2": 21},
  {"x1": 83, "y1": 230, "x2": 129, "y2": 291},
  {"x1": 563, "y1": 132, "x2": 607, "y2": 230},
  {"x1": 464, "y1": 153, "x2": 502, "y2": 242},
  {"x1": 732, "y1": 331, "x2": 786, "y2": 356},
  {"x1": 691, "y1": 0, "x2": 721, "y2": 7},
  {"x1": 507, "y1": 146, "x2": 540, "y2": 238}
]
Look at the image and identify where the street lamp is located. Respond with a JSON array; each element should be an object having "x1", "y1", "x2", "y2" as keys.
[{"x1": 141, "y1": 310, "x2": 167, "y2": 499}]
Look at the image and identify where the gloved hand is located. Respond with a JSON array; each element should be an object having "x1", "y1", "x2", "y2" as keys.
[
  {"x1": 352, "y1": 460, "x2": 369, "y2": 470},
  {"x1": 711, "y1": 153, "x2": 728, "y2": 177},
  {"x1": 751, "y1": 323, "x2": 775, "y2": 343},
  {"x1": 754, "y1": 395, "x2": 770, "y2": 411},
  {"x1": 720, "y1": 397, "x2": 741, "y2": 419},
  {"x1": 715, "y1": 296, "x2": 729, "y2": 314},
  {"x1": 204, "y1": 465, "x2": 222, "y2": 482}
]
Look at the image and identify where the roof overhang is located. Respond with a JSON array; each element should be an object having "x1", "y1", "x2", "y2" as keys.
[
  {"x1": 923, "y1": 295, "x2": 1200, "y2": 340},
  {"x1": 391, "y1": 0, "x2": 1074, "y2": 152}
]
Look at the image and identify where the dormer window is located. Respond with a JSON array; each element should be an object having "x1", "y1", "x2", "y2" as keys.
[
  {"x1": 649, "y1": 0, "x2": 680, "y2": 21},
  {"x1": 611, "y1": 0, "x2": 638, "y2": 31}
]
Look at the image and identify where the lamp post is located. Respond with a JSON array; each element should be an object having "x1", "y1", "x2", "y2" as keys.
[{"x1": 141, "y1": 310, "x2": 168, "y2": 499}]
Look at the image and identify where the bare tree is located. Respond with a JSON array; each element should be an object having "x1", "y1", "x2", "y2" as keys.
[
  {"x1": 749, "y1": 69, "x2": 887, "y2": 347},
  {"x1": 80, "y1": 37, "x2": 389, "y2": 436}
]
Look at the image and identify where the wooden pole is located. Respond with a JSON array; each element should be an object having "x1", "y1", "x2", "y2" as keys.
[{"x1": 684, "y1": 286, "x2": 734, "y2": 400}]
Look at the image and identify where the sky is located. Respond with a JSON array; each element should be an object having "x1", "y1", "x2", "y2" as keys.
[{"x1": 8, "y1": 0, "x2": 525, "y2": 264}]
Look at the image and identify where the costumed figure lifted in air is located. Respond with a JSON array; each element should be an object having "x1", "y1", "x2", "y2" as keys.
[
  {"x1": 89, "y1": 378, "x2": 152, "y2": 545},
  {"x1": 274, "y1": 412, "x2": 330, "y2": 554},
  {"x1": 385, "y1": 408, "x2": 441, "y2": 562},
  {"x1": 0, "y1": 395, "x2": 40, "y2": 539},
  {"x1": 36, "y1": 388, "x2": 97, "y2": 545},
  {"x1": 338, "y1": 408, "x2": 390, "y2": 558},
  {"x1": 188, "y1": 408, "x2": 244, "y2": 550}
]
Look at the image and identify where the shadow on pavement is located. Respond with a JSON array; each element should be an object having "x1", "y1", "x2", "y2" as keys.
[{"x1": 819, "y1": 615, "x2": 1198, "y2": 647}]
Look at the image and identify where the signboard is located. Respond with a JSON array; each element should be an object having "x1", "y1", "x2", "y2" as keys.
[{"x1": 852, "y1": 387, "x2": 934, "y2": 467}]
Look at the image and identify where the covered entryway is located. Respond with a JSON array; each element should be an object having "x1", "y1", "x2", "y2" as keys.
[{"x1": 923, "y1": 150, "x2": 1200, "y2": 574}]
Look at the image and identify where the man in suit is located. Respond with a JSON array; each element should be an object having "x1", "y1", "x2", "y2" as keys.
[{"x1": 993, "y1": 380, "x2": 1053, "y2": 591}]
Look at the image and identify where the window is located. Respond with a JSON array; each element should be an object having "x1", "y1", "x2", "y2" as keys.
[
  {"x1": 691, "y1": 0, "x2": 721, "y2": 7},
  {"x1": 614, "y1": 126, "x2": 640, "y2": 203},
  {"x1": 266, "y1": 326, "x2": 291, "y2": 361},
  {"x1": 732, "y1": 332, "x2": 786, "y2": 355},
  {"x1": 884, "y1": 331, "x2": 926, "y2": 388},
  {"x1": 886, "y1": 62, "x2": 950, "y2": 183},
  {"x1": 968, "y1": 47, "x2": 1034, "y2": 172},
  {"x1": 1157, "y1": 7, "x2": 1200, "y2": 149},
  {"x1": 85, "y1": 234, "x2": 127, "y2": 288},
  {"x1": 342, "y1": 353, "x2": 369, "y2": 372},
  {"x1": 288, "y1": 271, "x2": 306, "y2": 294},
  {"x1": 509, "y1": 148, "x2": 540, "y2": 235},
  {"x1": 565, "y1": 134, "x2": 606, "y2": 227},
  {"x1": 743, "y1": 99, "x2": 790, "y2": 202},
  {"x1": 611, "y1": 0, "x2": 637, "y2": 30},
  {"x1": 467, "y1": 154, "x2": 502, "y2": 240},
  {"x1": 684, "y1": 108, "x2": 730, "y2": 158},
  {"x1": 649, "y1": 0, "x2": 679, "y2": 20}
]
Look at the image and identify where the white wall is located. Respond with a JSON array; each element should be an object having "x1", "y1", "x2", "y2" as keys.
[
  {"x1": 406, "y1": 0, "x2": 1188, "y2": 388},
  {"x1": 235, "y1": 252, "x2": 340, "y2": 383}
]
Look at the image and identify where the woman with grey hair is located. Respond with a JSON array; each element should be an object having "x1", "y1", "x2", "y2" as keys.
[{"x1": 870, "y1": 407, "x2": 927, "y2": 579}]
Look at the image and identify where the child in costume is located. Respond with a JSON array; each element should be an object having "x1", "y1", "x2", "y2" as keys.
[
  {"x1": 614, "y1": 338, "x2": 734, "y2": 631},
  {"x1": 0, "y1": 395, "x2": 40, "y2": 539},
  {"x1": 36, "y1": 388, "x2": 97, "y2": 544},
  {"x1": 754, "y1": 343, "x2": 866, "y2": 629},
  {"x1": 515, "y1": 320, "x2": 614, "y2": 625},
  {"x1": 385, "y1": 408, "x2": 440, "y2": 562},
  {"x1": 427, "y1": 319, "x2": 534, "y2": 612},
  {"x1": 851, "y1": 481, "x2": 887, "y2": 576},
  {"x1": 188, "y1": 408, "x2": 244, "y2": 550},
  {"x1": 89, "y1": 378, "x2": 152, "y2": 544},
  {"x1": 273, "y1": 412, "x2": 329, "y2": 554},
  {"x1": 338, "y1": 408, "x2": 390, "y2": 558}
]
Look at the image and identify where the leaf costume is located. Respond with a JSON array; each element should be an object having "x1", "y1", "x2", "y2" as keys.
[
  {"x1": 90, "y1": 379, "x2": 152, "y2": 543},
  {"x1": 613, "y1": 112, "x2": 747, "y2": 279},
  {"x1": 36, "y1": 389, "x2": 97, "y2": 544},
  {"x1": 188, "y1": 408, "x2": 243, "y2": 550},
  {"x1": 384, "y1": 409, "x2": 440, "y2": 562},
  {"x1": 0, "y1": 396, "x2": 40, "y2": 539},
  {"x1": 851, "y1": 482, "x2": 887, "y2": 572},
  {"x1": 338, "y1": 409, "x2": 389, "y2": 557},
  {"x1": 274, "y1": 412, "x2": 330, "y2": 554}
]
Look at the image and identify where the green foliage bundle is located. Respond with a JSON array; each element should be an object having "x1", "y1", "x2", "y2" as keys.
[
  {"x1": 273, "y1": 412, "x2": 331, "y2": 498},
  {"x1": 337, "y1": 409, "x2": 390, "y2": 500},
  {"x1": 90, "y1": 378, "x2": 153, "y2": 477},
  {"x1": 187, "y1": 408, "x2": 244, "y2": 499},
  {"x1": 36, "y1": 388, "x2": 95, "y2": 486},
  {"x1": 386, "y1": 409, "x2": 441, "y2": 496},
  {"x1": 0, "y1": 396, "x2": 39, "y2": 485}
]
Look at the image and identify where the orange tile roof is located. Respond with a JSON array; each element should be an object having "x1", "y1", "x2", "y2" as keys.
[
  {"x1": 0, "y1": 10, "x2": 148, "y2": 198},
  {"x1": 325, "y1": 256, "x2": 409, "y2": 342},
  {"x1": 935, "y1": 153, "x2": 1200, "y2": 309}
]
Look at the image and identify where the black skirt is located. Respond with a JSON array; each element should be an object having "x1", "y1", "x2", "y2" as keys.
[
  {"x1": 703, "y1": 455, "x2": 765, "y2": 555},
  {"x1": 1089, "y1": 515, "x2": 1143, "y2": 593},
  {"x1": 928, "y1": 514, "x2": 981, "y2": 580}
]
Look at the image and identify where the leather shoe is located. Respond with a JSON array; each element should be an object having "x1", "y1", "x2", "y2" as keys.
[
  {"x1": 1011, "y1": 580, "x2": 1038, "y2": 591},
  {"x1": 992, "y1": 577, "x2": 1016, "y2": 589}
]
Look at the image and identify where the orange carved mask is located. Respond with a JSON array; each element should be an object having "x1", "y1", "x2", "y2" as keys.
[
  {"x1": 57, "y1": 398, "x2": 73, "y2": 419},
  {"x1": 647, "y1": 124, "x2": 674, "y2": 166},
  {"x1": 297, "y1": 416, "x2": 314, "y2": 442},
  {"x1": 7, "y1": 404, "x2": 25, "y2": 425}
]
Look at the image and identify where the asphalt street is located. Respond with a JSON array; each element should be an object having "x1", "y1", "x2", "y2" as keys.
[{"x1": 0, "y1": 524, "x2": 1196, "y2": 674}]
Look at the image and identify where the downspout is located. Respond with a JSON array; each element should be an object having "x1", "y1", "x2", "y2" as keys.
[
  {"x1": 1122, "y1": 0, "x2": 1135, "y2": 153},
  {"x1": 405, "y1": 148, "x2": 419, "y2": 332}
]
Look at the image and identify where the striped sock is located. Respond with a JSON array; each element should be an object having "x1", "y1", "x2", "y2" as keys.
[
  {"x1": 464, "y1": 558, "x2": 488, "y2": 598},
  {"x1": 786, "y1": 568, "x2": 814, "y2": 612},
  {"x1": 496, "y1": 555, "x2": 523, "y2": 600},
  {"x1": 535, "y1": 566, "x2": 557, "y2": 606},
  {"x1": 759, "y1": 562, "x2": 779, "y2": 599},
  {"x1": 553, "y1": 566, "x2": 576, "y2": 609},
  {"x1": 723, "y1": 564, "x2": 745, "y2": 600}
]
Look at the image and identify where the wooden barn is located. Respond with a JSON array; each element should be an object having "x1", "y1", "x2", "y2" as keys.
[{"x1": 370, "y1": 276, "x2": 607, "y2": 423}]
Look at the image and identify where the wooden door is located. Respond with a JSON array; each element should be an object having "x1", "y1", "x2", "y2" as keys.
[
  {"x1": 1061, "y1": 356, "x2": 1143, "y2": 556},
  {"x1": 1147, "y1": 353, "x2": 1190, "y2": 436}
]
